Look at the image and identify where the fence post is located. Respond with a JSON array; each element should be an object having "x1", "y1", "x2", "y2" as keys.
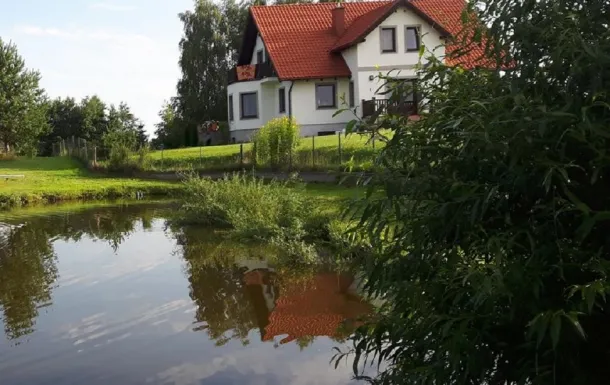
[
  {"x1": 312, "y1": 136, "x2": 315, "y2": 168},
  {"x1": 240, "y1": 143, "x2": 244, "y2": 166},
  {"x1": 83, "y1": 139, "x2": 88, "y2": 161},
  {"x1": 93, "y1": 146, "x2": 97, "y2": 166},
  {"x1": 200, "y1": 145, "x2": 203, "y2": 168},
  {"x1": 338, "y1": 132, "x2": 342, "y2": 165}
]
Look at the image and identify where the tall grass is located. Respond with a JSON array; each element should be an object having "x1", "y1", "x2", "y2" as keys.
[
  {"x1": 179, "y1": 173, "x2": 311, "y2": 241},
  {"x1": 177, "y1": 173, "x2": 372, "y2": 264}
]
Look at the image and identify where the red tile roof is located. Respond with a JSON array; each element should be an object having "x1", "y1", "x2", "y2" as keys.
[{"x1": 250, "y1": 0, "x2": 485, "y2": 81}]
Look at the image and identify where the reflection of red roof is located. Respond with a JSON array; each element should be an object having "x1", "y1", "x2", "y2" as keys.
[
  {"x1": 261, "y1": 273, "x2": 371, "y2": 344},
  {"x1": 250, "y1": 0, "x2": 485, "y2": 80}
]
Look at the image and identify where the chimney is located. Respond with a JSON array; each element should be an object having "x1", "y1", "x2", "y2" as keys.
[{"x1": 332, "y1": 5, "x2": 345, "y2": 36}]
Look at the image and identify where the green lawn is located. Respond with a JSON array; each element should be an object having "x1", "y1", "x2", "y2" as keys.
[
  {"x1": 0, "y1": 157, "x2": 367, "y2": 211},
  {"x1": 0, "y1": 157, "x2": 183, "y2": 209},
  {"x1": 139, "y1": 132, "x2": 387, "y2": 172}
]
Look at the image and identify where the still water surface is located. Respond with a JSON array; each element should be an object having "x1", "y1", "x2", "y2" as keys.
[{"x1": 0, "y1": 203, "x2": 371, "y2": 385}]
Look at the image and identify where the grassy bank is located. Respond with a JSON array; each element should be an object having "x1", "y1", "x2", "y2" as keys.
[
  {"x1": 175, "y1": 174, "x2": 368, "y2": 266},
  {"x1": 132, "y1": 133, "x2": 386, "y2": 172},
  {"x1": 0, "y1": 157, "x2": 184, "y2": 209}
]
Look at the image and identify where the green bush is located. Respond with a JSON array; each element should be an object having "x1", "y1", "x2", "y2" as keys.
[
  {"x1": 252, "y1": 117, "x2": 300, "y2": 168},
  {"x1": 179, "y1": 173, "x2": 311, "y2": 241},
  {"x1": 107, "y1": 144, "x2": 131, "y2": 171},
  {"x1": 345, "y1": 0, "x2": 610, "y2": 384}
]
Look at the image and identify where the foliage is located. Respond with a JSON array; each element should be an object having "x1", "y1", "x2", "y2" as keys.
[
  {"x1": 41, "y1": 95, "x2": 146, "y2": 156},
  {"x1": 344, "y1": 0, "x2": 610, "y2": 384},
  {"x1": 252, "y1": 117, "x2": 300, "y2": 168},
  {"x1": 176, "y1": 0, "x2": 237, "y2": 147},
  {"x1": 106, "y1": 144, "x2": 132, "y2": 170},
  {"x1": 179, "y1": 173, "x2": 313, "y2": 242},
  {"x1": 0, "y1": 38, "x2": 49, "y2": 155}
]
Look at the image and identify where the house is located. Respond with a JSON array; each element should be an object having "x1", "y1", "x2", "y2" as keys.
[{"x1": 227, "y1": 0, "x2": 479, "y2": 142}]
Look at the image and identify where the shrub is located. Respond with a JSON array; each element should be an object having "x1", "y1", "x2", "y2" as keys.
[
  {"x1": 107, "y1": 144, "x2": 131, "y2": 171},
  {"x1": 252, "y1": 117, "x2": 300, "y2": 168},
  {"x1": 179, "y1": 173, "x2": 311, "y2": 241},
  {"x1": 345, "y1": 0, "x2": 610, "y2": 384},
  {"x1": 136, "y1": 145, "x2": 152, "y2": 169}
]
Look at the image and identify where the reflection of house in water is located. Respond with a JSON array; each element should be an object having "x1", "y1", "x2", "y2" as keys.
[{"x1": 240, "y1": 263, "x2": 371, "y2": 345}]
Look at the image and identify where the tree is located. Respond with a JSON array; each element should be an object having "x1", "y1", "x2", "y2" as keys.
[
  {"x1": 152, "y1": 100, "x2": 186, "y2": 149},
  {"x1": 0, "y1": 39, "x2": 49, "y2": 155},
  {"x1": 135, "y1": 123, "x2": 148, "y2": 149},
  {"x1": 80, "y1": 95, "x2": 107, "y2": 143},
  {"x1": 177, "y1": 0, "x2": 231, "y2": 147},
  {"x1": 103, "y1": 103, "x2": 139, "y2": 150},
  {"x1": 346, "y1": 0, "x2": 610, "y2": 384}
]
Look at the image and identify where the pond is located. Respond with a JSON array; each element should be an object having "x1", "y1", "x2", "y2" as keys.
[{"x1": 0, "y1": 202, "x2": 372, "y2": 385}]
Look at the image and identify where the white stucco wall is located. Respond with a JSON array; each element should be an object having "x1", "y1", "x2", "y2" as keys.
[
  {"x1": 227, "y1": 81, "x2": 263, "y2": 132},
  {"x1": 341, "y1": 46, "x2": 359, "y2": 112},
  {"x1": 353, "y1": 5, "x2": 446, "y2": 111},
  {"x1": 250, "y1": 34, "x2": 266, "y2": 64},
  {"x1": 357, "y1": 68, "x2": 419, "y2": 104},
  {"x1": 291, "y1": 78, "x2": 353, "y2": 134},
  {"x1": 356, "y1": 5, "x2": 445, "y2": 68},
  {"x1": 227, "y1": 79, "x2": 289, "y2": 134}
]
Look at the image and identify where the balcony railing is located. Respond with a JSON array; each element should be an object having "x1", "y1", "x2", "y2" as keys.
[
  {"x1": 362, "y1": 98, "x2": 417, "y2": 118},
  {"x1": 228, "y1": 61, "x2": 277, "y2": 85}
]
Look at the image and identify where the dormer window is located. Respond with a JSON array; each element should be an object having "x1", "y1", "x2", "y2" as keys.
[
  {"x1": 256, "y1": 49, "x2": 264, "y2": 64},
  {"x1": 380, "y1": 27, "x2": 396, "y2": 53}
]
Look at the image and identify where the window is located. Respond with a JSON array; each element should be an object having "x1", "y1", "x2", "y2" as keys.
[
  {"x1": 278, "y1": 88, "x2": 286, "y2": 113},
  {"x1": 405, "y1": 27, "x2": 420, "y2": 52},
  {"x1": 240, "y1": 92, "x2": 258, "y2": 119},
  {"x1": 315, "y1": 83, "x2": 336, "y2": 109},
  {"x1": 349, "y1": 81, "x2": 355, "y2": 107},
  {"x1": 228, "y1": 94, "x2": 234, "y2": 121},
  {"x1": 389, "y1": 79, "x2": 417, "y2": 103},
  {"x1": 380, "y1": 27, "x2": 396, "y2": 53},
  {"x1": 256, "y1": 49, "x2": 264, "y2": 64}
]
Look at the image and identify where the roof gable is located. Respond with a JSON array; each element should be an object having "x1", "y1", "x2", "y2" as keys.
[
  {"x1": 332, "y1": 0, "x2": 453, "y2": 52},
  {"x1": 243, "y1": 0, "x2": 480, "y2": 81}
]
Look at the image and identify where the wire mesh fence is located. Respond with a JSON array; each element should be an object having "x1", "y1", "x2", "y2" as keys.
[{"x1": 50, "y1": 132, "x2": 383, "y2": 172}]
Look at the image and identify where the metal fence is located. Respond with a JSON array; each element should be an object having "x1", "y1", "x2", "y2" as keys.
[{"x1": 50, "y1": 132, "x2": 382, "y2": 172}]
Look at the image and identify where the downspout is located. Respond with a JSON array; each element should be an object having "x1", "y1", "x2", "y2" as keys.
[{"x1": 287, "y1": 80, "x2": 295, "y2": 118}]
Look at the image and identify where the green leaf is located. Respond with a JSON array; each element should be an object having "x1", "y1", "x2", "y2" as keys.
[
  {"x1": 550, "y1": 313, "x2": 562, "y2": 349},
  {"x1": 564, "y1": 312, "x2": 586, "y2": 340}
]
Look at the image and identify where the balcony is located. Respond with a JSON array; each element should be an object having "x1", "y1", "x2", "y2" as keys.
[
  {"x1": 362, "y1": 98, "x2": 418, "y2": 118},
  {"x1": 228, "y1": 61, "x2": 277, "y2": 85}
]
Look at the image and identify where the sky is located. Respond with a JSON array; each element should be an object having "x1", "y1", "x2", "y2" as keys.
[{"x1": 0, "y1": 0, "x2": 193, "y2": 136}]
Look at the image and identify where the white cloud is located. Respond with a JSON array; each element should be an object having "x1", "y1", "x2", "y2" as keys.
[
  {"x1": 10, "y1": 21, "x2": 180, "y2": 135},
  {"x1": 14, "y1": 25, "x2": 154, "y2": 48},
  {"x1": 89, "y1": 2, "x2": 137, "y2": 12},
  {"x1": 16, "y1": 25, "x2": 79, "y2": 40}
]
